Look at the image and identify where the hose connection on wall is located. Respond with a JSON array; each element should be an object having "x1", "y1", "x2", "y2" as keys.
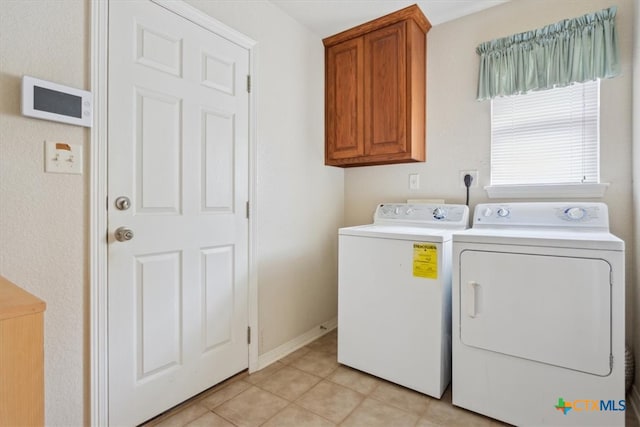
[{"x1": 464, "y1": 174, "x2": 473, "y2": 206}]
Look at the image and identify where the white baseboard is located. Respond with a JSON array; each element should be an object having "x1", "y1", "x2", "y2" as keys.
[
  {"x1": 630, "y1": 384, "x2": 640, "y2": 423},
  {"x1": 255, "y1": 317, "x2": 337, "y2": 372}
]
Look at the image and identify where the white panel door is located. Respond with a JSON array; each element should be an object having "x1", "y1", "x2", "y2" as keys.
[
  {"x1": 107, "y1": 1, "x2": 250, "y2": 425},
  {"x1": 459, "y1": 250, "x2": 611, "y2": 376}
]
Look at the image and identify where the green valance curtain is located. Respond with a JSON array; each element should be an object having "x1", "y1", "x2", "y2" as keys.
[{"x1": 476, "y1": 6, "x2": 620, "y2": 101}]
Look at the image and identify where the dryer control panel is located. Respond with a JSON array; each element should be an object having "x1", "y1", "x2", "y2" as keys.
[
  {"x1": 374, "y1": 203, "x2": 469, "y2": 228},
  {"x1": 472, "y1": 202, "x2": 609, "y2": 230}
]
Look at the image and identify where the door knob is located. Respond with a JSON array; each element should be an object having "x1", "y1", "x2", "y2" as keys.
[
  {"x1": 115, "y1": 227, "x2": 134, "y2": 242},
  {"x1": 114, "y1": 196, "x2": 131, "y2": 211}
]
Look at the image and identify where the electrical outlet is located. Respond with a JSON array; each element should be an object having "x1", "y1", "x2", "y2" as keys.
[{"x1": 460, "y1": 170, "x2": 479, "y2": 188}]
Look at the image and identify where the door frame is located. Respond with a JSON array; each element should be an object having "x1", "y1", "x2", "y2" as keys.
[{"x1": 89, "y1": 1, "x2": 259, "y2": 424}]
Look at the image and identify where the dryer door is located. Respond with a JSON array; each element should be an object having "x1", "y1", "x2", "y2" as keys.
[{"x1": 459, "y1": 250, "x2": 611, "y2": 376}]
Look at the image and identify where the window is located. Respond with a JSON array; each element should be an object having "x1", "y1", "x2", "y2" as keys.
[{"x1": 490, "y1": 80, "x2": 600, "y2": 187}]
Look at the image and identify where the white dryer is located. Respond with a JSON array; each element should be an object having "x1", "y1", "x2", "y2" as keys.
[
  {"x1": 339, "y1": 203, "x2": 469, "y2": 398},
  {"x1": 452, "y1": 203, "x2": 625, "y2": 426}
]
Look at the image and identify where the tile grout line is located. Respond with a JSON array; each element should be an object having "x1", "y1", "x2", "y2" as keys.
[
  {"x1": 207, "y1": 406, "x2": 240, "y2": 427},
  {"x1": 252, "y1": 361, "x2": 341, "y2": 427},
  {"x1": 145, "y1": 370, "x2": 252, "y2": 426}
]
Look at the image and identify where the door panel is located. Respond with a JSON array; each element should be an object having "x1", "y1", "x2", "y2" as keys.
[
  {"x1": 136, "y1": 251, "x2": 182, "y2": 378},
  {"x1": 108, "y1": 1, "x2": 249, "y2": 425},
  {"x1": 364, "y1": 21, "x2": 406, "y2": 155},
  {"x1": 459, "y1": 250, "x2": 611, "y2": 376},
  {"x1": 202, "y1": 245, "x2": 234, "y2": 350},
  {"x1": 202, "y1": 52, "x2": 235, "y2": 94},
  {"x1": 325, "y1": 38, "x2": 364, "y2": 160},
  {"x1": 135, "y1": 89, "x2": 182, "y2": 213},
  {"x1": 135, "y1": 24, "x2": 183, "y2": 76},
  {"x1": 202, "y1": 110, "x2": 234, "y2": 212}
]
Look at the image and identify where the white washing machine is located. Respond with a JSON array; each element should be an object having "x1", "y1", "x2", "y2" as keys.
[
  {"x1": 338, "y1": 203, "x2": 469, "y2": 398},
  {"x1": 452, "y1": 203, "x2": 625, "y2": 426}
]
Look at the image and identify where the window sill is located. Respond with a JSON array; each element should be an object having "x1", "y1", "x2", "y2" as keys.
[{"x1": 485, "y1": 183, "x2": 609, "y2": 199}]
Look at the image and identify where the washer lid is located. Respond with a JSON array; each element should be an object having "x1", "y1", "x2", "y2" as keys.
[{"x1": 339, "y1": 224, "x2": 450, "y2": 242}]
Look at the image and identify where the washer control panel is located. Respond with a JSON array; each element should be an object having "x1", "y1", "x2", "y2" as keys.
[
  {"x1": 374, "y1": 203, "x2": 469, "y2": 227},
  {"x1": 473, "y1": 202, "x2": 609, "y2": 230}
]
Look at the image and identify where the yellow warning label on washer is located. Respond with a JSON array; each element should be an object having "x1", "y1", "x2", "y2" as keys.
[{"x1": 413, "y1": 243, "x2": 437, "y2": 279}]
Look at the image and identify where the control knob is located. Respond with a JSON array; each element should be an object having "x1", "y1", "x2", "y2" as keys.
[
  {"x1": 564, "y1": 207, "x2": 586, "y2": 220},
  {"x1": 433, "y1": 207, "x2": 446, "y2": 220},
  {"x1": 497, "y1": 208, "x2": 510, "y2": 217}
]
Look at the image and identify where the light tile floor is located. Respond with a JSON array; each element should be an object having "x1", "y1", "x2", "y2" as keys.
[{"x1": 142, "y1": 329, "x2": 640, "y2": 427}]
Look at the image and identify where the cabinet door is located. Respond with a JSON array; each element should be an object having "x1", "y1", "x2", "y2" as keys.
[
  {"x1": 325, "y1": 38, "x2": 364, "y2": 162},
  {"x1": 364, "y1": 22, "x2": 407, "y2": 156}
]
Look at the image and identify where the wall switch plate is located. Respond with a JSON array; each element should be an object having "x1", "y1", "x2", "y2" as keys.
[
  {"x1": 45, "y1": 141, "x2": 82, "y2": 174},
  {"x1": 409, "y1": 173, "x2": 420, "y2": 190},
  {"x1": 460, "y1": 170, "x2": 479, "y2": 188}
]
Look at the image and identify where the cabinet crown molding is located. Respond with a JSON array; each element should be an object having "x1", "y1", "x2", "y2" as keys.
[{"x1": 323, "y1": 4, "x2": 431, "y2": 47}]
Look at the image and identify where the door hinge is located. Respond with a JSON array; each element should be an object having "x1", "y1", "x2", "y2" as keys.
[
  {"x1": 246, "y1": 201, "x2": 250, "y2": 219},
  {"x1": 246, "y1": 75, "x2": 251, "y2": 93},
  {"x1": 247, "y1": 326, "x2": 251, "y2": 344}
]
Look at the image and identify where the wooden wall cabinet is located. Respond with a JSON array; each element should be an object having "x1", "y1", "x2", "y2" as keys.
[
  {"x1": 0, "y1": 276, "x2": 46, "y2": 426},
  {"x1": 324, "y1": 5, "x2": 431, "y2": 167}
]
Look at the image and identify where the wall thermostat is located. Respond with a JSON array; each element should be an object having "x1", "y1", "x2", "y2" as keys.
[{"x1": 22, "y1": 75, "x2": 92, "y2": 127}]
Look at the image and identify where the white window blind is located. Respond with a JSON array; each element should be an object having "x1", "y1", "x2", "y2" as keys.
[{"x1": 490, "y1": 80, "x2": 600, "y2": 186}]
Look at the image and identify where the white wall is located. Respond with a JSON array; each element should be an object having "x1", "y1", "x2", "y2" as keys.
[
  {"x1": 0, "y1": 1, "x2": 88, "y2": 425},
  {"x1": 344, "y1": 0, "x2": 636, "y2": 343},
  {"x1": 0, "y1": 0, "x2": 342, "y2": 424}
]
